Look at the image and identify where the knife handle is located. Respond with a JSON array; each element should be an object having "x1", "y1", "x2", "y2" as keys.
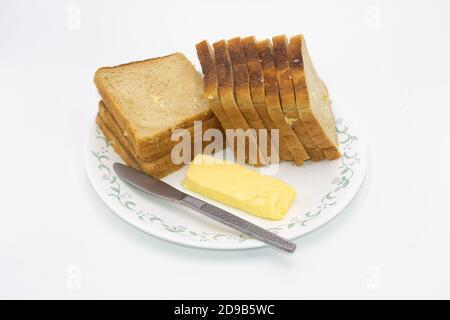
[{"x1": 181, "y1": 195, "x2": 297, "y2": 253}]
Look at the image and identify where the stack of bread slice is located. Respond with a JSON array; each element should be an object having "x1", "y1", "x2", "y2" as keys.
[
  {"x1": 94, "y1": 53, "x2": 224, "y2": 178},
  {"x1": 196, "y1": 34, "x2": 341, "y2": 166}
]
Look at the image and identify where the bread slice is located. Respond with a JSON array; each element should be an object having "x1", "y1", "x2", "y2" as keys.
[
  {"x1": 98, "y1": 101, "x2": 222, "y2": 162},
  {"x1": 94, "y1": 53, "x2": 214, "y2": 159},
  {"x1": 213, "y1": 40, "x2": 266, "y2": 165},
  {"x1": 272, "y1": 35, "x2": 325, "y2": 161},
  {"x1": 195, "y1": 41, "x2": 234, "y2": 131},
  {"x1": 196, "y1": 40, "x2": 244, "y2": 161},
  {"x1": 289, "y1": 35, "x2": 340, "y2": 159},
  {"x1": 227, "y1": 37, "x2": 276, "y2": 163},
  {"x1": 256, "y1": 39, "x2": 309, "y2": 165},
  {"x1": 241, "y1": 36, "x2": 292, "y2": 161}
]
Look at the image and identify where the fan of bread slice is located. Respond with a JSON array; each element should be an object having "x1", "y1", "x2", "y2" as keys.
[{"x1": 196, "y1": 34, "x2": 341, "y2": 166}]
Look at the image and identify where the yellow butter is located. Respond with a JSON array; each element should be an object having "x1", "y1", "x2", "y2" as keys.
[{"x1": 182, "y1": 155, "x2": 296, "y2": 220}]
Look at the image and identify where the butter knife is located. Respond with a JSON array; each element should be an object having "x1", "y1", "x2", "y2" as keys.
[{"x1": 113, "y1": 163, "x2": 297, "y2": 253}]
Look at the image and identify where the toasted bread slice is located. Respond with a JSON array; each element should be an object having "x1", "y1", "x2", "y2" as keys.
[
  {"x1": 213, "y1": 40, "x2": 266, "y2": 165},
  {"x1": 196, "y1": 40, "x2": 242, "y2": 160},
  {"x1": 256, "y1": 39, "x2": 309, "y2": 165},
  {"x1": 289, "y1": 35, "x2": 340, "y2": 159},
  {"x1": 272, "y1": 35, "x2": 325, "y2": 161},
  {"x1": 195, "y1": 41, "x2": 234, "y2": 131},
  {"x1": 98, "y1": 101, "x2": 222, "y2": 162},
  {"x1": 241, "y1": 36, "x2": 292, "y2": 161},
  {"x1": 94, "y1": 53, "x2": 214, "y2": 159},
  {"x1": 227, "y1": 37, "x2": 276, "y2": 164}
]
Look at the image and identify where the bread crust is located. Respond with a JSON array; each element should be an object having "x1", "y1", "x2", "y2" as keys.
[
  {"x1": 289, "y1": 35, "x2": 340, "y2": 159},
  {"x1": 241, "y1": 36, "x2": 292, "y2": 161},
  {"x1": 98, "y1": 101, "x2": 222, "y2": 162},
  {"x1": 256, "y1": 39, "x2": 309, "y2": 165},
  {"x1": 227, "y1": 37, "x2": 275, "y2": 164},
  {"x1": 213, "y1": 39, "x2": 265, "y2": 165},
  {"x1": 272, "y1": 35, "x2": 325, "y2": 161},
  {"x1": 94, "y1": 53, "x2": 214, "y2": 160}
]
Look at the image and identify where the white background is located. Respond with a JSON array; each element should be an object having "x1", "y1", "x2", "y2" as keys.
[{"x1": 1, "y1": 0, "x2": 450, "y2": 299}]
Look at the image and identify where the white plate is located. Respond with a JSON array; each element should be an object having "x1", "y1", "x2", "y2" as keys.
[{"x1": 84, "y1": 103, "x2": 367, "y2": 250}]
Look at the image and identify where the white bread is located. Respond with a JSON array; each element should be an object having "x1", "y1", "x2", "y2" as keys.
[{"x1": 289, "y1": 35, "x2": 340, "y2": 159}]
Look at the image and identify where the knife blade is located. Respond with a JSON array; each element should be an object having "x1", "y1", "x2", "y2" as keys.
[{"x1": 113, "y1": 163, "x2": 297, "y2": 253}]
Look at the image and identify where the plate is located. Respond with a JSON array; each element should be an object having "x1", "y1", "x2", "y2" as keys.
[{"x1": 84, "y1": 103, "x2": 367, "y2": 250}]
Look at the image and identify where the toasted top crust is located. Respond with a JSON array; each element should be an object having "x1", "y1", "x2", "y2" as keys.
[
  {"x1": 195, "y1": 41, "x2": 234, "y2": 130},
  {"x1": 256, "y1": 39, "x2": 309, "y2": 165},
  {"x1": 290, "y1": 35, "x2": 340, "y2": 155},
  {"x1": 94, "y1": 53, "x2": 213, "y2": 145}
]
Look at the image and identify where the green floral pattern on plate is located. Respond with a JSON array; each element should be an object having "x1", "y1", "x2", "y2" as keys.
[{"x1": 92, "y1": 119, "x2": 359, "y2": 243}]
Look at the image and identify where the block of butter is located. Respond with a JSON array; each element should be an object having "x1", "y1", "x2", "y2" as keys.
[{"x1": 182, "y1": 155, "x2": 296, "y2": 220}]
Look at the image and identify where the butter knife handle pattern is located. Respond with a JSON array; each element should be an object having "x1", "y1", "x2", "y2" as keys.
[{"x1": 181, "y1": 195, "x2": 296, "y2": 253}]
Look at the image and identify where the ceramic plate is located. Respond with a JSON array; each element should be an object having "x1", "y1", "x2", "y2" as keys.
[{"x1": 84, "y1": 102, "x2": 367, "y2": 250}]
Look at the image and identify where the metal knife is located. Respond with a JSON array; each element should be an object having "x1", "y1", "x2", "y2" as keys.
[{"x1": 113, "y1": 163, "x2": 297, "y2": 253}]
